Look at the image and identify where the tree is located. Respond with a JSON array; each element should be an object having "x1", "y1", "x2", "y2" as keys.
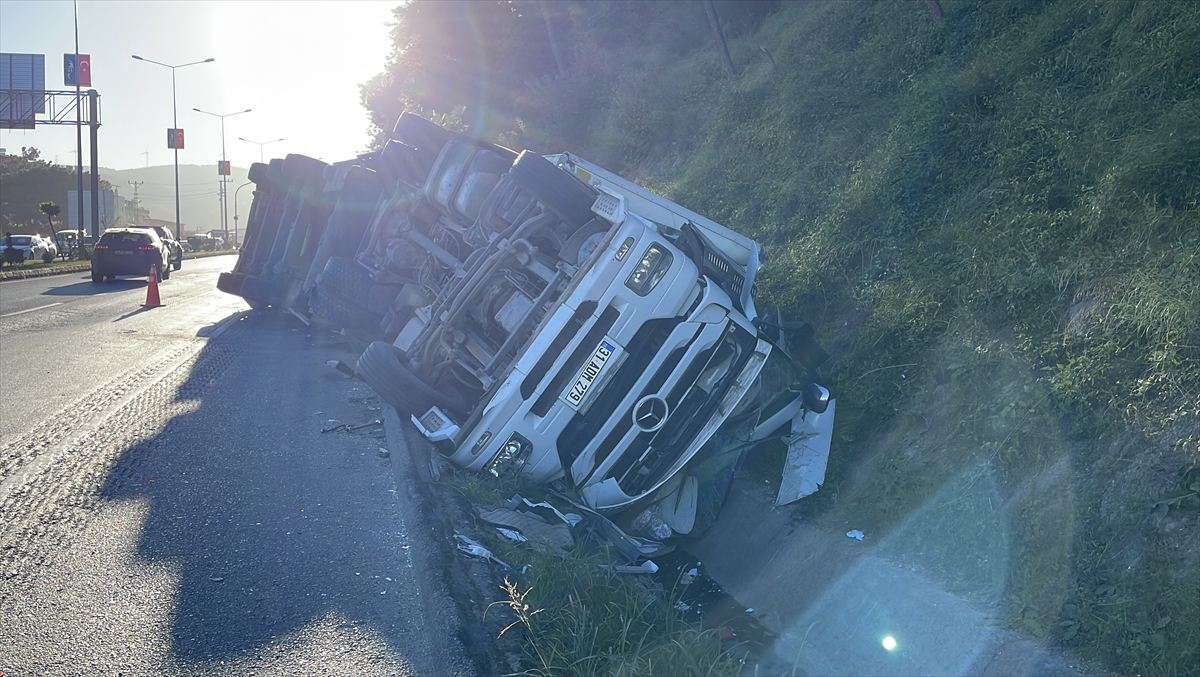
[
  {"x1": 361, "y1": 0, "x2": 559, "y2": 141},
  {"x1": 39, "y1": 201, "x2": 60, "y2": 231},
  {"x1": 40, "y1": 202, "x2": 63, "y2": 260}
]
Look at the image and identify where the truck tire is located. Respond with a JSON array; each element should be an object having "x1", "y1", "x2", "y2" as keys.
[
  {"x1": 509, "y1": 151, "x2": 597, "y2": 230},
  {"x1": 392, "y1": 113, "x2": 459, "y2": 156},
  {"x1": 158, "y1": 262, "x2": 171, "y2": 280},
  {"x1": 309, "y1": 284, "x2": 381, "y2": 333},
  {"x1": 240, "y1": 274, "x2": 277, "y2": 308},
  {"x1": 217, "y1": 271, "x2": 243, "y2": 295},
  {"x1": 357, "y1": 341, "x2": 467, "y2": 416},
  {"x1": 281, "y1": 154, "x2": 329, "y2": 190},
  {"x1": 247, "y1": 162, "x2": 269, "y2": 184}
]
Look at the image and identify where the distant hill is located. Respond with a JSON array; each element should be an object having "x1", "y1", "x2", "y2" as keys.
[{"x1": 99, "y1": 164, "x2": 251, "y2": 238}]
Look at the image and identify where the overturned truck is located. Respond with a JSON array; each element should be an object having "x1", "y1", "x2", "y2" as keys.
[{"x1": 218, "y1": 114, "x2": 835, "y2": 528}]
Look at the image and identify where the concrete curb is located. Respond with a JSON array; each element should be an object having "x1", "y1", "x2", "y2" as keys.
[{"x1": 381, "y1": 406, "x2": 481, "y2": 677}]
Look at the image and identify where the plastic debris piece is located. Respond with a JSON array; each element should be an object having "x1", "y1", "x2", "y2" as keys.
[
  {"x1": 508, "y1": 495, "x2": 582, "y2": 527},
  {"x1": 477, "y1": 504, "x2": 573, "y2": 555},
  {"x1": 454, "y1": 533, "x2": 515, "y2": 571},
  {"x1": 674, "y1": 601, "x2": 692, "y2": 612},
  {"x1": 496, "y1": 527, "x2": 528, "y2": 543},
  {"x1": 326, "y1": 357, "x2": 352, "y2": 379},
  {"x1": 746, "y1": 608, "x2": 754, "y2": 613},
  {"x1": 209, "y1": 576, "x2": 224, "y2": 582},
  {"x1": 377, "y1": 447, "x2": 390, "y2": 458},
  {"x1": 847, "y1": 529, "x2": 864, "y2": 541},
  {"x1": 610, "y1": 560, "x2": 659, "y2": 574},
  {"x1": 632, "y1": 506, "x2": 674, "y2": 540}
]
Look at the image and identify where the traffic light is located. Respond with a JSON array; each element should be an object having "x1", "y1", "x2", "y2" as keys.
[{"x1": 167, "y1": 128, "x2": 185, "y2": 149}]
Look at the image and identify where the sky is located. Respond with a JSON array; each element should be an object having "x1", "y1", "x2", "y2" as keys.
[{"x1": 0, "y1": 0, "x2": 397, "y2": 171}]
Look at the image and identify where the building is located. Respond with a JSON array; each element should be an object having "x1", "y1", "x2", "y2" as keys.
[{"x1": 66, "y1": 189, "x2": 125, "y2": 231}]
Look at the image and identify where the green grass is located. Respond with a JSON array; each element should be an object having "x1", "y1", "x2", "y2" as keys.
[{"x1": 500, "y1": 1, "x2": 1200, "y2": 673}]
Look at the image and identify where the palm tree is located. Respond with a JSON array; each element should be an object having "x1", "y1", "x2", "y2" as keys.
[{"x1": 39, "y1": 202, "x2": 63, "y2": 260}]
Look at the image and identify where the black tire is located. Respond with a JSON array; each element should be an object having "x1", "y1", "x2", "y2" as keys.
[
  {"x1": 159, "y1": 261, "x2": 171, "y2": 281},
  {"x1": 357, "y1": 341, "x2": 467, "y2": 416},
  {"x1": 320, "y1": 257, "x2": 374, "y2": 303},
  {"x1": 509, "y1": 151, "x2": 598, "y2": 229},
  {"x1": 240, "y1": 274, "x2": 278, "y2": 308},
  {"x1": 281, "y1": 154, "x2": 329, "y2": 190},
  {"x1": 309, "y1": 284, "x2": 382, "y2": 333},
  {"x1": 247, "y1": 162, "x2": 269, "y2": 184},
  {"x1": 91, "y1": 270, "x2": 102, "y2": 283},
  {"x1": 172, "y1": 255, "x2": 182, "y2": 271},
  {"x1": 392, "y1": 113, "x2": 459, "y2": 155},
  {"x1": 216, "y1": 271, "x2": 242, "y2": 295},
  {"x1": 42, "y1": 252, "x2": 53, "y2": 264}
]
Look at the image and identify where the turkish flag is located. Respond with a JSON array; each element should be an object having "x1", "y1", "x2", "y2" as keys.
[{"x1": 77, "y1": 54, "x2": 91, "y2": 87}]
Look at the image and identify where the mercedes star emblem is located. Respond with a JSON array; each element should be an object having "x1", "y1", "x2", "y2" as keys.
[{"x1": 633, "y1": 395, "x2": 669, "y2": 432}]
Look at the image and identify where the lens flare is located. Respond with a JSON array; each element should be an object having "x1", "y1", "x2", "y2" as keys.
[{"x1": 882, "y1": 636, "x2": 897, "y2": 651}]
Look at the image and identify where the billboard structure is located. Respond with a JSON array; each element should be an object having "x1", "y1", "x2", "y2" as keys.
[
  {"x1": 0, "y1": 53, "x2": 47, "y2": 129},
  {"x1": 2, "y1": 52, "x2": 104, "y2": 239}
]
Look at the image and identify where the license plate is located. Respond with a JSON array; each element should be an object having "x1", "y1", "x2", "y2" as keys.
[
  {"x1": 563, "y1": 338, "x2": 620, "y2": 410},
  {"x1": 114, "y1": 250, "x2": 133, "y2": 255}
]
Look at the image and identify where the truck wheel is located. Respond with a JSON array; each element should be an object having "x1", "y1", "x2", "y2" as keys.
[
  {"x1": 392, "y1": 113, "x2": 459, "y2": 157},
  {"x1": 357, "y1": 341, "x2": 467, "y2": 416},
  {"x1": 172, "y1": 256, "x2": 182, "y2": 271},
  {"x1": 240, "y1": 274, "x2": 277, "y2": 308},
  {"x1": 216, "y1": 272, "x2": 242, "y2": 295},
  {"x1": 509, "y1": 151, "x2": 598, "y2": 230},
  {"x1": 92, "y1": 270, "x2": 103, "y2": 283}
]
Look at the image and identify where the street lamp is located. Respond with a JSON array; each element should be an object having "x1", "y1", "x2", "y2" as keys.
[
  {"x1": 131, "y1": 54, "x2": 214, "y2": 240},
  {"x1": 238, "y1": 137, "x2": 284, "y2": 163},
  {"x1": 194, "y1": 107, "x2": 251, "y2": 243},
  {"x1": 233, "y1": 180, "x2": 254, "y2": 248}
]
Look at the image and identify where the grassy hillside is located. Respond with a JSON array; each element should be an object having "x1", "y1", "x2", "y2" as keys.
[
  {"x1": 367, "y1": 1, "x2": 1197, "y2": 672},
  {"x1": 497, "y1": 0, "x2": 1199, "y2": 673},
  {"x1": 652, "y1": 1, "x2": 1198, "y2": 674}
]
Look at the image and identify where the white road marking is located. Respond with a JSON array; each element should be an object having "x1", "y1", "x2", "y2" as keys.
[{"x1": 0, "y1": 302, "x2": 63, "y2": 318}]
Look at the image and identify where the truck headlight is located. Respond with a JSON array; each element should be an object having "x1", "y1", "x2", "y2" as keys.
[
  {"x1": 624, "y1": 243, "x2": 673, "y2": 296},
  {"x1": 484, "y1": 432, "x2": 532, "y2": 478}
]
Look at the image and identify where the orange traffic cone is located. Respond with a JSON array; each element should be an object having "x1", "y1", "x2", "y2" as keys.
[{"x1": 144, "y1": 264, "x2": 163, "y2": 307}]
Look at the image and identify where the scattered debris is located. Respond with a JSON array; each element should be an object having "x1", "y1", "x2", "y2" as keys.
[
  {"x1": 847, "y1": 529, "x2": 864, "y2": 541},
  {"x1": 322, "y1": 419, "x2": 382, "y2": 433},
  {"x1": 608, "y1": 560, "x2": 659, "y2": 574},
  {"x1": 454, "y1": 533, "x2": 515, "y2": 571},
  {"x1": 325, "y1": 359, "x2": 356, "y2": 378},
  {"x1": 495, "y1": 528, "x2": 528, "y2": 543},
  {"x1": 377, "y1": 447, "x2": 390, "y2": 459},
  {"x1": 475, "y1": 497, "x2": 576, "y2": 556}
]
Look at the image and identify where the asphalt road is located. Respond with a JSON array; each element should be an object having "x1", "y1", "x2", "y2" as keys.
[{"x1": 0, "y1": 259, "x2": 473, "y2": 675}]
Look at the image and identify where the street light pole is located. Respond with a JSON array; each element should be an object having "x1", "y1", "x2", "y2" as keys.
[
  {"x1": 238, "y1": 136, "x2": 284, "y2": 163},
  {"x1": 233, "y1": 180, "x2": 254, "y2": 248},
  {"x1": 194, "y1": 108, "x2": 251, "y2": 245},
  {"x1": 131, "y1": 54, "x2": 214, "y2": 241}
]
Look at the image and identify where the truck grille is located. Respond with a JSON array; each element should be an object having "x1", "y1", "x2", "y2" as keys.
[
  {"x1": 555, "y1": 317, "x2": 685, "y2": 479},
  {"x1": 530, "y1": 305, "x2": 620, "y2": 418},
  {"x1": 520, "y1": 301, "x2": 597, "y2": 400},
  {"x1": 605, "y1": 322, "x2": 758, "y2": 496}
]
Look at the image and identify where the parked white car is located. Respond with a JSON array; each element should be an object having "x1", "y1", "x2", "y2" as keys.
[{"x1": 1, "y1": 234, "x2": 58, "y2": 262}]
